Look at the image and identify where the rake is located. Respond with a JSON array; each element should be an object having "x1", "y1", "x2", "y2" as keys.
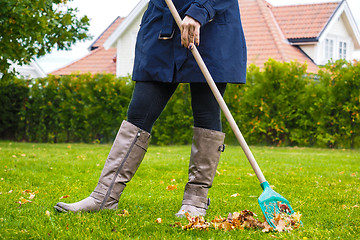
[{"x1": 164, "y1": 0, "x2": 297, "y2": 228}]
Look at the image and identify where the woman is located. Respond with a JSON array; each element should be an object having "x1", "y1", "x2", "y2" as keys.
[{"x1": 55, "y1": 0, "x2": 247, "y2": 217}]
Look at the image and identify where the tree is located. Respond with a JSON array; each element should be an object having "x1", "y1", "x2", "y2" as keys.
[{"x1": 0, "y1": 0, "x2": 91, "y2": 77}]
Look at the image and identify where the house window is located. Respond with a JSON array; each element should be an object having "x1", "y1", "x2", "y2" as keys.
[
  {"x1": 339, "y1": 41, "x2": 347, "y2": 59},
  {"x1": 323, "y1": 38, "x2": 350, "y2": 63},
  {"x1": 325, "y1": 39, "x2": 334, "y2": 60}
]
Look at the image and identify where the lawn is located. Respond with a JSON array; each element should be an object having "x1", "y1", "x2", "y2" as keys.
[{"x1": 0, "y1": 141, "x2": 359, "y2": 239}]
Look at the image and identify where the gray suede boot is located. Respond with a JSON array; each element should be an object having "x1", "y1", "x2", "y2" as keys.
[
  {"x1": 175, "y1": 127, "x2": 225, "y2": 217},
  {"x1": 54, "y1": 120, "x2": 151, "y2": 213}
]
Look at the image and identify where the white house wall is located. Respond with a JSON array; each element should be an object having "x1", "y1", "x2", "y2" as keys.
[
  {"x1": 299, "y1": 44, "x2": 316, "y2": 62},
  {"x1": 317, "y1": 13, "x2": 354, "y2": 65},
  {"x1": 331, "y1": 14, "x2": 352, "y2": 38},
  {"x1": 116, "y1": 9, "x2": 146, "y2": 77}
]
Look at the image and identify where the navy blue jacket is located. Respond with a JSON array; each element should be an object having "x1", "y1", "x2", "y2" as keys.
[{"x1": 132, "y1": 0, "x2": 247, "y2": 84}]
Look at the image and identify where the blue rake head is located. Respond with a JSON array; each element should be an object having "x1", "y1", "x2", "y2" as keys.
[{"x1": 258, "y1": 181, "x2": 295, "y2": 229}]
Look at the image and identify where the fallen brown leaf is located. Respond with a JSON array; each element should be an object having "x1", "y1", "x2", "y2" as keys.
[
  {"x1": 182, "y1": 213, "x2": 210, "y2": 230},
  {"x1": 173, "y1": 222, "x2": 182, "y2": 227},
  {"x1": 21, "y1": 199, "x2": 32, "y2": 204},
  {"x1": 16, "y1": 198, "x2": 32, "y2": 207},
  {"x1": 221, "y1": 221, "x2": 234, "y2": 231},
  {"x1": 60, "y1": 195, "x2": 70, "y2": 199},
  {"x1": 117, "y1": 209, "x2": 129, "y2": 217},
  {"x1": 262, "y1": 221, "x2": 273, "y2": 232},
  {"x1": 166, "y1": 185, "x2": 177, "y2": 190},
  {"x1": 275, "y1": 219, "x2": 286, "y2": 232}
]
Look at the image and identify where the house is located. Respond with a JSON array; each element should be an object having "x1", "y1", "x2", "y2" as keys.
[
  {"x1": 54, "y1": 0, "x2": 360, "y2": 76},
  {"x1": 269, "y1": 0, "x2": 360, "y2": 66},
  {"x1": 0, "y1": 60, "x2": 47, "y2": 79}
]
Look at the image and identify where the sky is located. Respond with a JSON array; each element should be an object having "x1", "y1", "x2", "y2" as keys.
[{"x1": 37, "y1": 0, "x2": 360, "y2": 74}]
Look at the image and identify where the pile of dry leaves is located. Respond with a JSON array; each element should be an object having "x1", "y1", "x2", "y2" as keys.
[{"x1": 178, "y1": 208, "x2": 302, "y2": 232}]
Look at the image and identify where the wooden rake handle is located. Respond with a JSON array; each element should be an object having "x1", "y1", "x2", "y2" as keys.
[{"x1": 164, "y1": 0, "x2": 267, "y2": 184}]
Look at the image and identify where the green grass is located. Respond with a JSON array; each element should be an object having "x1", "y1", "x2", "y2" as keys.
[{"x1": 0, "y1": 141, "x2": 359, "y2": 239}]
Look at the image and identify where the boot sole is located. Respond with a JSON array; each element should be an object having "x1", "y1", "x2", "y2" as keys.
[{"x1": 54, "y1": 205, "x2": 68, "y2": 213}]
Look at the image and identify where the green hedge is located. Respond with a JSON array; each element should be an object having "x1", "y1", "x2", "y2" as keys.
[
  {"x1": 223, "y1": 60, "x2": 311, "y2": 146},
  {"x1": 0, "y1": 77, "x2": 28, "y2": 140},
  {"x1": 222, "y1": 59, "x2": 359, "y2": 148},
  {"x1": 1, "y1": 59, "x2": 359, "y2": 148},
  {"x1": 312, "y1": 59, "x2": 360, "y2": 148},
  {"x1": 23, "y1": 74, "x2": 134, "y2": 143}
]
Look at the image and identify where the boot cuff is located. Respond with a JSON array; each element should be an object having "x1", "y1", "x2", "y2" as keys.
[
  {"x1": 123, "y1": 120, "x2": 151, "y2": 149},
  {"x1": 193, "y1": 127, "x2": 225, "y2": 141}
]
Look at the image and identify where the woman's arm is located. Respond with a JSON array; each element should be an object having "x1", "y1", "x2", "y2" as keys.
[{"x1": 185, "y1": 0, "x2": 234, "y2": 26}]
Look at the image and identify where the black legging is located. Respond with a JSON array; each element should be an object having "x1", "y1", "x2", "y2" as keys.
[{"x1": 127, "y1": 81, "x2": 227, "y2": 133}]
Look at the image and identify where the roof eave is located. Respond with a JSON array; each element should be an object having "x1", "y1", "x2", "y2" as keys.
[
  {"x1": 288, "y1": 37, "x2": 318, "y2": 45},
  {"x1": 104, "y1": 0, "x2": 149, "y2": 50},
  {"x1": 30, "y1": 59, "x2": 47, "y2": 77},
  {"x1": 88, "y1": 16, "x2": 121, "y2": 51},
  {"x1": 318, "y1": 0, "x2": 344, "y2": 41},
  {"x1": 342, "y1": 0, "x2": 360, "y2": 49}
]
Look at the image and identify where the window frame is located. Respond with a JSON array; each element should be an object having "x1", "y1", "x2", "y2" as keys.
[{"x1": 323, "y1": 36, "x2": 351, "y2": 63}]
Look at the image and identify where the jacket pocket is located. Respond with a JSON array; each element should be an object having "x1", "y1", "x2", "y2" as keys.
[{"x1": 214, "y1": 11, "x2": 228, "y2": 25}]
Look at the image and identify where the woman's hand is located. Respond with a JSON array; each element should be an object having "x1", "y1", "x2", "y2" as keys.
[{"x1": 181, "y1": 16, "x2": 200, "y2": 49}]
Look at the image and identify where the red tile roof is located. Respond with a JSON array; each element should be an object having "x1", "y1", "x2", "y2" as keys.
[
  {"x1": 271, "y1": 2, "x2": 339, "y2": 40},
  {"x1": 51, "y1": 47, "x2": 118, "y2": 75},
  {"x1": 239, "y1": 0, "x2": 335, "y2": 72},
  {"x1": 51, "y1": 17, "x2": 124, "y2": 75}
]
